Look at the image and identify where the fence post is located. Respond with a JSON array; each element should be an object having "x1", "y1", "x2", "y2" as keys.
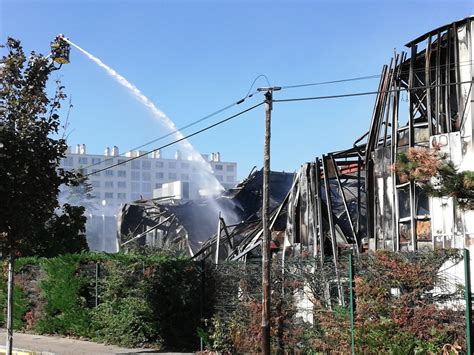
[
  {"x1": 95, "y1": 262, "x2": 100, "y2": 307},
  {"x1": 200, "y1": 259, "x2": 205, "y2": 352},
  {"x1": 464, "y1": 248, "x2": 472, "y2": 354},
  {"x1": 349, "y1": 254, "x2": 355, "y2": 355}
]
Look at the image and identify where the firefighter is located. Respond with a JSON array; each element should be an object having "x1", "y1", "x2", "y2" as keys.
[{"x1": 50, "y1": 34, "x2": 70, "y2": 65}]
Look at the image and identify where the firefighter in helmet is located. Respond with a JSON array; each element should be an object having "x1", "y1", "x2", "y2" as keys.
[{"x1": 50, "y1": 34, "x2": 70, "y2": 65}]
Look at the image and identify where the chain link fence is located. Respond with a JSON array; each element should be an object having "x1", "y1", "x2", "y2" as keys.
[{"x1": 204, "y1": 249, "x2": 469, "y2": 353}]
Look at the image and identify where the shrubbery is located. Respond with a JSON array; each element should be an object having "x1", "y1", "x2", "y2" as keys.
[
  {"x1": 202, "y1": 250, "x2": 466, "y2": 353},
  {"x1": 0, "y1": 252, "x2": 203, "y2": 350},
  {"x1": 93, "y1": 296, "x2": 160, "y2": 347},
  {"x1": 35, "y1": 254, "x2": 92, "y2": 336},
  {"x1": 0, "y1": 250, "x2": 467, "y2": 352}
]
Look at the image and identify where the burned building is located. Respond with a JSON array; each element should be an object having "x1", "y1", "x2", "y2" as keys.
[
  {"x1": 269, "y1": 15, "x2": 474, "y2": 259},
  {"x1": 118, "y1": 16, "x2": 474, "y2": 266}
]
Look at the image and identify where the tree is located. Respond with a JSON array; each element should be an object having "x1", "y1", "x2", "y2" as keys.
[
  {"x1": 25, "y1": 204, "x2": 89, "y2": 258},
  {"x1": 0, "y1": 38, "x2": 84, "y2": 353}
]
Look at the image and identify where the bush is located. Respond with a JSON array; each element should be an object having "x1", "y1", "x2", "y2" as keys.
[
  {"x1": 0, "y1": 284, "x2": 29, "y2": 330},
  {"x1": 0, "y1": 252, "x2": 207, "y2": 350},
  {"x1": 35, "y1": 254, "x2": 92, "y2": 336},
  {"x1": 92, "y1": 296, "x2": 161, "y2": 348},
  {"x1": 143, "y1": 258, "x2": 202, "y2": 350}
]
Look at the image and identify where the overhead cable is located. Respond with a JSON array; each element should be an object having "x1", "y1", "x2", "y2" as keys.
[
  {"x1": 279, "y1": 60, "x2": 474, "y2": 91},
  {"x1": 274, "y1": 79, "x2": 474, "y2": 103},
  {"x1": 82, "y1": 78, "x2": 267, "y2": 171}
]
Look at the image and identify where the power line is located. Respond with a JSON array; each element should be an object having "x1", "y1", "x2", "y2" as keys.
[
  {"x1": 82, "y1": 98, "x2": 252, "y2": 170},
  {"x1": 78, "y1": 63, "x2": 474, "y2": 172},
  {"x1": 84, "y1": 80, "x2": 472, "y2": 177},
  {"x1": 274, "y1": 79, "x2": 474, "y2": 103},
  {"x1": 81, "y1": 61, "x2": 474, "y2": 171},
  {"x1": 84, "y1": 101, "x2": 264, "y2": 177},
  {"x1": 245, "y1": 74, "x2": 271, "y2": 97},
  {"x1": 280, "y1": 75, "x2": 381, "y2": 89},
  {"x1": 82, "y1": 77, "x2": 268, "y2": 171},
  {"x1": 279, "y1": 60, "x2": 474, "y2": 91}
]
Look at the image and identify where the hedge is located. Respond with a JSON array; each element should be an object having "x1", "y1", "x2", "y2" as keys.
[{"x1": 0, "y1": 252, "x2": 205, "y2": 350}]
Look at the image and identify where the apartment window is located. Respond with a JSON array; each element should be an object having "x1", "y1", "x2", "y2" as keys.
[
  {"x1": 216, "y1": 175, "x2": 223, "y2": 182},
  {"x1": 226, "y1": 176, "x2": 234, "y2": 182},
  {"x1": 168, "y1": 162, "x2": 176, "y2": 169},
  {"x1": 118, "y1": 159, "x2": 126, "y2": 164},
  {"x1": 78, "y1": 168, "x2": 88, "y2": 175},
  {"x1": 131, "y1": 171, "x2": 140, "y2": 181},
  {"x1": 63, "y1": 157, "x2": 73, "y2": 167},
  {"x1": 117, "y1": 181, "x2": 126, "y2": 188},
  {"x1": 142, "y1": 172, "x2": 151, "y2": 181},
  {"x1": 78, "y1": 157, "x2": 88, "y2": 164},
  {"x1": 131, "y1": 182, "x2": 140, "y2": 192},
  {"x1": 104, "y1": 158, "x2": 115, "y2": 166},
  {"x1": 142, "y1": 160, "x2": 151, "y2": 170},
  {"x1": 92, "y1": 157, "x2": 101, "y2": 165},
  {"x1": 131, "y1": 160, "x2": 140, "y2": 169},
  {"x1": 181, "y1": 174, "x2": 189, "y2": 180},
  {"x1": 168, "y1": 173, "x2": 177, "y2": 180},
  {"x1": 181, "y1": 162, "x2": 189, "y2": 169},
  {"x1": 117, "y1": 193, "x2": 127, "y2": 200},
  {"x1": 105, "y1": 181, "x2": 114, "y2": 188},
  {"x1": 105, "y1": 170, "x2": 114, "y2": 177},
  {"x1": 155, "y1": 183, "x2": 162, "y2": 189},
  {"x1": 117, "y1": 170, "x2": 126, "y2": 177},
  {"x1": 94, "y1": 192, "x2": 100, "y2": 199},
  {"x1": 91, "y1": 181, "x2": 100, "y2": 188},
  {"x1": 131, "y1": 193, "x2": 140, "y2": 201},
  {"x1": 142, "y1": 183, "x2": 151, "y2": 192},
  {"x1": 215, "y1": 164, "x2": 223, "y2": 171},
  {"x1": 156, "y1": 172, "x2": 164, "y2": 179},
  {"x1": 226, "y1": 165, "x2": 235, "y2": 172},
  {"x1": 92, "y1": 169, "x2": 100, "y2": 176},
  {"x1": 156, "y1": 161, "x2": 164, "y2": 168},
  {"x1": 104, "y1": 192, "x2": 114, "y2": 199}
]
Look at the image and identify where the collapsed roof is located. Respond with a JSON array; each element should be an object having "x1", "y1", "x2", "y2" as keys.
[{"x1": 117, "y1": 169, "x2": 295, "y2": 256}]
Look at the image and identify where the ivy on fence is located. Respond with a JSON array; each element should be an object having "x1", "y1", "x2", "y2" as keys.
[{"x1": 204, "y1": 249, "x2": 467, "y2": 354}]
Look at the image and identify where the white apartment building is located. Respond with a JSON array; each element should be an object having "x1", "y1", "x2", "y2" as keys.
[
  {"x1": 59, "y1": 144, "x2": 238, "y2": 252},
  {"x1": 60, "y1": 144, "x2": 238, "y2": 213}
]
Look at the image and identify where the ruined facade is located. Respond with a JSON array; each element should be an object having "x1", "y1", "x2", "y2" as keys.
[
  {"x1": 277, "y1": 15, "x2": 474, "y2": 261},
  {"x1": 365, "y1": 16, "x2": 474, "y2": 252}
]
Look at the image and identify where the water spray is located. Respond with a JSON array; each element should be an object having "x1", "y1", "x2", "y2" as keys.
[{"x1": 62, "y1": 37, "x2": 224, "y2": 194}]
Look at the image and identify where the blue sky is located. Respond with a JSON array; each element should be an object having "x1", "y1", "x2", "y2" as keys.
[{"x1": 1, "y1": 0, "x2": 473, "y2": 179}]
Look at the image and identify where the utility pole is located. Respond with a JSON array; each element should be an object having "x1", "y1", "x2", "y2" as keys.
[{"x1": 257, "y1": 86, "x2": 280, "y2": 355}]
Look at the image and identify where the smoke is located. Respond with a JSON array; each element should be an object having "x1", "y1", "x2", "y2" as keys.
[
  {"x1": 58, "y1": 184, "x2": 120, "y2": 252},
  {"x1": 66, "y1": 39, "x2": 223, "y2": 194}
]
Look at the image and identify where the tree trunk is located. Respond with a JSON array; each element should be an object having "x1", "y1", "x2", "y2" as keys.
[{"x1": 6, "y1": 250, "x2": 15, "y2": 355}]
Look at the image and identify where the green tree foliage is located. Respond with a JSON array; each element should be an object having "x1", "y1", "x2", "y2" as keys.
[
  {"x1": 35, "y1": 254, "x2": 91, "y2": 336},
  {"x1": 27, "y1": 204, "x2": 88, "y2": 257},
  {"x1": 1, "y1": 253, "x2": 202, "y2": 349},
  {"x1": 0, "y1": 38, "x2": 88, "y2": 256}
]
